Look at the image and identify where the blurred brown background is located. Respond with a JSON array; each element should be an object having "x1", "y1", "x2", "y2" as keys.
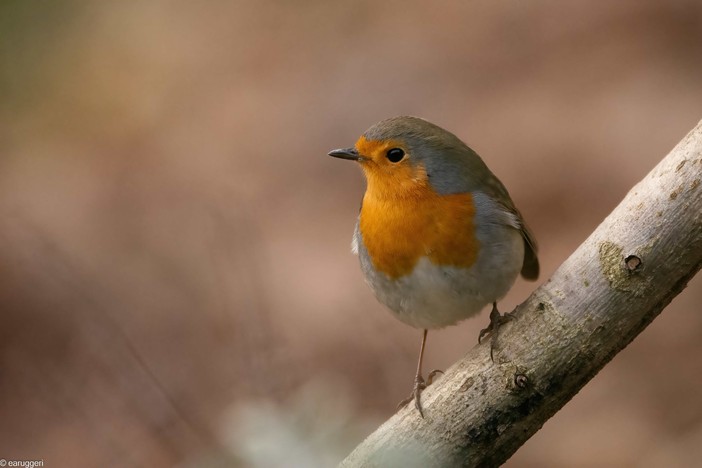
[{"x1": 1, "y1": 1, "x2": 701, "y2": 466}]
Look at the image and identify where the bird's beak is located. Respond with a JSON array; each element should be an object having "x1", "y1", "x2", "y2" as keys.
[{"x1": 328, "y1": 147, "x2": 362, "y2": 161}]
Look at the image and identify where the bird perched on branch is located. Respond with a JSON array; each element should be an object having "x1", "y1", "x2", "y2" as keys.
[{"x1": 329, "y1": 116, "x2": 539, "y2": 416}]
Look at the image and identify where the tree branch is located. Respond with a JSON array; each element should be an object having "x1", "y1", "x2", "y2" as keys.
[{"x1": 340, "y1": 120, "x2": 702, "y2": 467}]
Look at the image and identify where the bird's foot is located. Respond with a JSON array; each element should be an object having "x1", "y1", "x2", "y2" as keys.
[
  {"x1": 397, "y1": 369, "x2": 443, "y2": 417},
  {"x1": 478, "y1": 302, "x2": 513, "y2": 362}
]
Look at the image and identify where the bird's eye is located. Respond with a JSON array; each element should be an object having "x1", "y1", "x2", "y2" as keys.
[{"x1": 386, "y1": 148, "x2": 405, "y2": 163}]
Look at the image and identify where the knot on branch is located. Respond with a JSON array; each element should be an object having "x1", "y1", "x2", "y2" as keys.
[
  {"x1": 514, "y1": 373, "x2": 529, "y2": 389},
  {"x1": 598, "y1": 241, "x2": 652, "y2": 296},
  {"x1": 625, "y1": 255, "x2": 642, "y2": 272}
]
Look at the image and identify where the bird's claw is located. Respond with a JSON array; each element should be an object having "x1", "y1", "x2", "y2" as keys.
[
  {"x1": 478, "y1": 303, "x2": 513, "y2": 362},
  {"x1": 426, "y1": 369, "x2": 444, "y2": 385},
  {"x1": 397, "y1": 370, "x2": 444, "y2": 417}
]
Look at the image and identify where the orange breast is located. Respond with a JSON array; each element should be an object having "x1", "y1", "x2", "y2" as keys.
[{"x1": 359, "y1": 186, "x2": 479, "y2": 279}]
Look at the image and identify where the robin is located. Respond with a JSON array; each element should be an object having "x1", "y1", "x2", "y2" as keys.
[{"x1": 329, "y1": 116, "x2": 539, "y2": 417}]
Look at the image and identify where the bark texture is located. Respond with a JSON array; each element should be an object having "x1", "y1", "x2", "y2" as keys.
[{"x1": 340, "y1": 120, "x2": 702, "y2": 468}]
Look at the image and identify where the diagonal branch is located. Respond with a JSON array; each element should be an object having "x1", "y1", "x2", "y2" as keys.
[{"x1": 340, "y1": 119, "x2": 702, "y2": 468}]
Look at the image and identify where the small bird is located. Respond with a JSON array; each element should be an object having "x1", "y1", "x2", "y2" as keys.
[{"x1": 329, "y1": 116, "x2": 539, "y2": 417}]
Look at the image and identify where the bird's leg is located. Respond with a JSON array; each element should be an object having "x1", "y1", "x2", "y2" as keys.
[
  {"x1": 397, "y1": 329, "x2": 442, "y2": 417},
  {"x1": 478, "y1": 302, "x2": 513, "y2": 362}
]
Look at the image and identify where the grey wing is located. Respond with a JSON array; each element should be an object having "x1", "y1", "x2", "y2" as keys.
[
  {"x1": 482, "y1": 175, "x2": 540, "y2": 281},
  {"x1": 518, "y1": 217, "x2": 539, "y2": 280}
]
